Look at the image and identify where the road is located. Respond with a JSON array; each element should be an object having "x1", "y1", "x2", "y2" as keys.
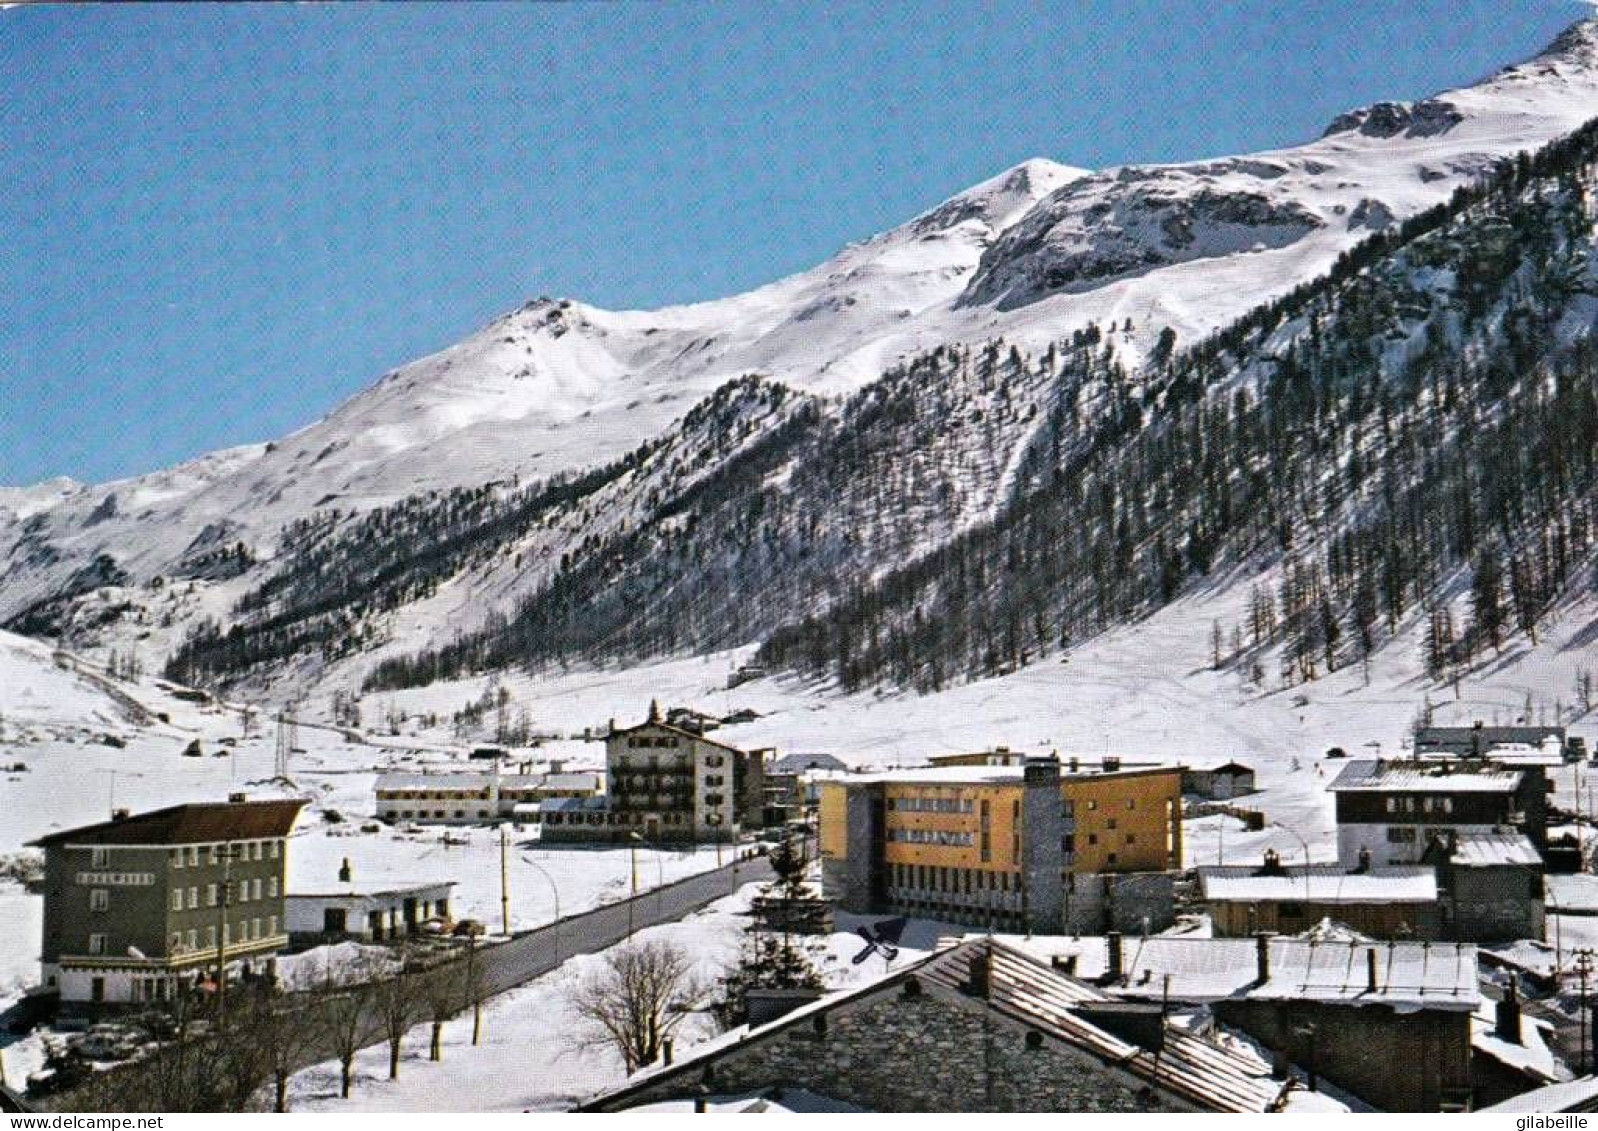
[{"x1": 477, "y1": 850, "x2": 773, "y2": 993}]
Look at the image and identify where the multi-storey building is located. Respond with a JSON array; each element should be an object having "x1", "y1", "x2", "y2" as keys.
[
  {"x1": 375, "y1": 767, "x2": 604, "y2": 825},
  {"x1": 819, "y1": 755, "x2": 1183, "y2": 932},
  {"x1": 1328, "y1": 759, "x2": 1548, "y2": 868},
  {"x1": 602, "y1": 706, "x2": 768, "y2": 842},
  {"x1": 28, "y1": 796, "x2": 305, "y2": 1006}
]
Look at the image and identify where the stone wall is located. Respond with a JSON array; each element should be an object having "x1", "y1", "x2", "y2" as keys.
[
  {"x1": 1217, "y1": 999, "x2": 1471, "y2": 1112},
  {"x1": 593, "y1": 984, "x2": 1191, "y2": 1112}
]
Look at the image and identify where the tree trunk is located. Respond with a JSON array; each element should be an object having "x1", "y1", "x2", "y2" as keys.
[
  {"x1": 473, "y1": 1002, "x2": 482, "y2": 1046},
  {"x1": 340, "y1": 1057, "x2": 353, "y2": 1098},
  {"x1": 389, "y1": 1039, "x2": 401, "y2": 1079},
  {"x1": 275, "y1": 1071, "x2": 289, "y2": 1113},
  {"x1": 431, "y1": 1021, "x2": 443, "y2": 1061}
]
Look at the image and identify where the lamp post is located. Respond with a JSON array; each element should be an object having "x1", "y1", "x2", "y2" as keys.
[
  {"x1": 521, "y1": 854, "x2": 563, "y2": 960},
  {"x1": 1270, "y1": 820, "x2": 1315, "y2": 907}
]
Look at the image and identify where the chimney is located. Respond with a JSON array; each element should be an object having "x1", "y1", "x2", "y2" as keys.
[
  {"x1": 111, "y1": 808, "x2": 130, "y2": 821},
  {"x1": 228, "y1": 792, "x2": 247, "y2": 804},
  {"x1": 662, "y1": 1038, "x2": 674, "y2": 1066},
  {"x1": 1496, "y1": 976, "x2": 1524, "y2": 1044},
  {"x1": 1255, "y1": 933, "x2": 1272, "y2": 984},
  {"x1": 1353, "y1": 846, "x2": 1373, "y2": 875},
  {"x1": 1069, "y1": 755, "x2": 1080, "y2": 773},
  {"x1": 339, "y1": 857, "x2": 353, "y2": 884},
  {"x1": 1104, "y1": 755, "x2": 1121, "y2": 772},
  {"x1": 966, "y1": 950, "x2": 992, "y2": 998},
  {"x1": 1365, "y1": 948, "x2": 1379, "y2": 993},
  {"x1": 1106, "y1": 931, "x2": 1124, "y2": 982},
  {"x1": 1052, "y1": 954, "x2": 1079, "y2": 977},
  {"x1": 549, "y1": 759, "x2": 564, "y2": 774}
]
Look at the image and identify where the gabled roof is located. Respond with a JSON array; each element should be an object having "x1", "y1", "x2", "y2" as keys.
[
  {"x1": 28, "y1": 798, "x2": 307, "y2": 847},
  {"x1": 769, "y1": 752, "x2": 848, "y2": 775},
  {"x1": 579, "y1": 938, "x2": 1287, "y2": 1113},
  {"x1": 609, "y1": 719, "x2": 746, "y2": 754},
  {"x1": 1328, "y1": 759, "x2": 1522, "y2": 793}
]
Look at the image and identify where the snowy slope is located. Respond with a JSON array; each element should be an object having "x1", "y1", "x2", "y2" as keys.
[{"x1": 4, "y1": 20, "x2": 1598, "y2": 689}]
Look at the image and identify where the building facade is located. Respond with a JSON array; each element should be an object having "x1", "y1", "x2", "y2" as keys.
[
  {"x1": 1328, "y1": 760, "x2": 1548, "y2": 869},
  {"x1": 286, "y1": 880, "x2": 454, "y2": 945},
  {"x1": 1198, "y1": 857, "x2": 1442, "y2": 939},
  {"x1": 28, "y1": 797, "x2": 305, "y2": 1006},
  {"x1": 820, "y1": 756, "x2": 1183, "y2": 933},
  {"x1": 375, "y1": 768, "x2": 604, "y2": 825}
]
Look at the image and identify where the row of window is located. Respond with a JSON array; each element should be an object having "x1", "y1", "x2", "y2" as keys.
[
  {"x1": 167, "y1": 877, "x2": 277, "y2": 912},
  {"x1": 888, "y1": 828, "x2": 976, "y2": 847},
  {"x1": 1385, "y1": 797, "x2": 1455, "y2": 814},
  {"x1": 84, "y1": 915, "x2": 281, "y2": 957},
  {"x1": 625, "y1": 736, "x2": 683, "y2": 748},
  {"x1": 891, "y1": 862, "x2": 1020, "y2": 894},
  {"x1": 164, "y1": 840, "x2": 281, "y2": 869},
  {"x1": 378, "y1": 790, "x2": 492, "y2": 801},
  {"x1": 888, "y1": 796, "x2": 976, "y2": 814}
]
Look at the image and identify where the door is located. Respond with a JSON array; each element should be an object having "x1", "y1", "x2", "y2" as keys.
[
  {"x1": 368, "y1": 910, "x2": 385, "y2": 940},
  {"x1": 90, "y1": 976, "x2": 105, "y2": 1003},
  {"x1": 324, "y1": 907, "x2": 348, "y2": 934}
]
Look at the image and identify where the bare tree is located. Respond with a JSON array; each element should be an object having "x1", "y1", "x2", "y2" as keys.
[
  {"x1": 421, "y1": 957, "x2": 466, "y2": 1062},
  {"x1": 570, "y1": 940, "x2": 708, "y2": 1075},
  {"x1": 319, "y1": 953, "x2": 383, "y2": 1099},
  {"x1": 371, "y1": 945, "x2": 425, "y2": 1080}
]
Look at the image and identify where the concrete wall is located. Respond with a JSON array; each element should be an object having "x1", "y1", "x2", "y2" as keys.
[{"x1": 1064, "y1": 873, "x2": 1176, "y2": 936}]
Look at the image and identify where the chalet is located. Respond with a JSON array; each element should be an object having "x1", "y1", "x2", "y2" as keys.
[
  {"x1": 27, "y1": 796, "x2": 305, "y2": 1007},
  {"x1": 375, "y1": 767, "x2": 603, "y2": 825},
  {"x1": 1182, "y1": 761, "x2": 1257, "y2": 801},
  {"x1": 1327, "y1": 759, "x2": 1547, "y2": 869},
  {"x1": 1422, "y1": 831, "x2": 1546, "y2": 943},
  {"x1": 1416, "y1": 724, "x2": 1570, "y2": 762},
  {"x1": 286, "y1": 868, "x2": 455, "y2": 945}
]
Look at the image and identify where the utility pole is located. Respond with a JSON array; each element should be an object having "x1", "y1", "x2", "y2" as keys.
[
  {"x1": 499, "y1": 825, "x2": 510, "y2": 938},
  {"x1": 1578, "y1": 950, "x2": 1596, "y2": 1076},
  {"x1": 215, "y1": 844, "x2": 234, "y2": 1030},
  {"x1": 627, "y1": 833, "x2": 641, "y2": 941}
]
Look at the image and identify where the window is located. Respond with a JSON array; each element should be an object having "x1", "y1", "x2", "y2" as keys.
[
  {"x1": 268, "y1": 877, "x2": 278, "y2": 898},
  {"x1": 171, "y1": 932, "x2": 183, "y2": 952},
  {"x1": 188, "y1": 886, "x2": 199, "y2": 910},
  {"x1": 252, "y1": 878, "x2": 262, "y2": 901},
  {"x1": 172, "y1": 849, "x2": 184, "y2": 869},
  {"x1": 1087, "y1": 834, "x2": 1099, "y2": 846},
  {"x1": 269, "y1": 840, "x2": 280, "y2": 860},
  {"x1": 208, "y1": 884, "x2": 218, "y2": 907},
  {"x1": 90, "y1": 889, "x2": 109, "y2": 912},
  {"x1": 91, "y1": 847, "x2": 111, "y2": 868},
  {"x1": 206, "y1": 926, "x2": 216, "y2": 948},
  {"x1": 172, "y1": 890, "x2": 184, "y2": 912},
  {"x1": 1387, "y1": 827, "x2": 1417, "y2": 843},
  {"x1": 1106, "y1": 852, "x2": 1118, "y2": 866},
  {"x1": 1086, "y1": 800, "x2": 1098, "y2": 811},
  {"x1": 1126, "y1": 799, "x2": 1136, "y2": 810},
  {"x1": 188, "y1": 846, "x2": 200, "y2": 867},
  {"x1": 88, "y1": 933, "x2": 106, "y2": 955},
  {"x1": 186, "y1": 930, "x2": 197, "y2": 950},
  {"x1": 269, "y1": 915, "x2": 278, "y2": 937},
  {"x1": 209, "y1": 845, "x2": 220, "y2": 865},
  {"x1": 251, "y1": 918, "x2": 261, "y2": 940},
  {"x1": 1107, "y1": 818, "x2": 1118, "y2": 830},
  {"x1": 1125, "y1": 833, "x2": 1136, "y2": 845},
  {"x1": 1279, "y1": 902, "x2": 1305, "y2": 918}
]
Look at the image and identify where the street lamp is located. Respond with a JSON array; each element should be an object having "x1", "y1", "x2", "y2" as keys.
[
  {"x1": 1269, "y1": 820, "x2": 1315, "y2": 907},
  {"x1": 520, "y1": 854, "x2": 563, "y2": 960}
]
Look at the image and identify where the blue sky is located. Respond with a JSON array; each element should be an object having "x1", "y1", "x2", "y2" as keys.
[{"x1": 2, "y1": 1, "x2": 1587, "y2": 486}]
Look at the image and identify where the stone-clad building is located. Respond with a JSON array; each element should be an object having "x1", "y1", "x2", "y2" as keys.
[
  {"x1": 820, "y1": 755, "x2": 1182, "y2": 933},
  {"x1": 577, "y1": 938, "x2": 1289, "y2": 1113},
  {"x1": 27, "y1": 796, "x2": 305, "y2": 1006}
]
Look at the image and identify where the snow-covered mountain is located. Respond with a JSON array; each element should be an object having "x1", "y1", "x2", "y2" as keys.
[{"x1": 6, "y1": 19, "x2": 1598, "y2": 697}]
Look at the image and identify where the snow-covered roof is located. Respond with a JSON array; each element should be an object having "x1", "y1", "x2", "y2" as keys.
[
  {"x1": 769, "y1": 752, "x2": 849, "y2": 775},
  {"x1": 584, "y1": 938, "x2": 1288, "y2": 1113},
  {"x1": 1477, "y1": 1075, "x2": 1598, "y2": 1113},
  {"x1": 1327, "y1": 759, "x2": 1522, "y2": 793},
  {"x1": 536, "y1": 796, "x2": 610, "y2": 813},
  {"x1": 1471, "y1": 997, "x2": 1565, "y2": 1084},
  {"x1": 1448, "y1": 831, "x2": 1543, "y2": 867},
  {"x1": 986, "y1": 935, "x2": 1480, "y2": 1012},
  {"x1": 848, "y1": 759, "x2": 1180, "y2": 786},
  {"x1": 287, "y1": 880, "x2": 455, "y2": 902},
  {"x1": 374, "y1": 771, "x2": 593, "y2": 792},
  {"x1": 1545, "y1": 873, "x2": 1598, "y2": 912},
  {"x1": 1199, "y1": 865, "x2": 1437, "y2": 904},
  {"x1": 624, "y1": 1089, "x2": 870, "y2": 1113}
]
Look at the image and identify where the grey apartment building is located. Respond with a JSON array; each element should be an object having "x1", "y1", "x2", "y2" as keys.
[{"x1": 28, "y1": 797, "x2": 306, "y2": 1006}]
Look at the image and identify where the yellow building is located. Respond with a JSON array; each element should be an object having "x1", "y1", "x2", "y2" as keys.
[{"x1": 820, "y1": 755, "x2": 1182, "y2": 933}]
